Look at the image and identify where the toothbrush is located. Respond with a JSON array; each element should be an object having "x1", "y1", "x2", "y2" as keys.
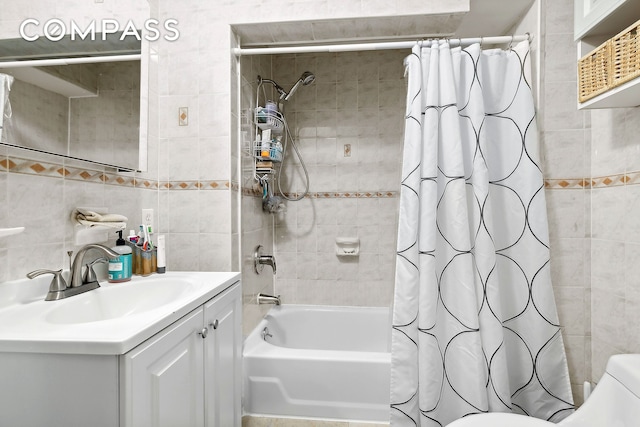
[{"x1": 143, "y1": 224, "x2": 152, "y2": 250}]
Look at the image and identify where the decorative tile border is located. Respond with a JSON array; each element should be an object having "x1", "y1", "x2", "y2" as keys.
[
  {"x1": 591, "y1": 172, "x2": 639, "y2": 188},
  {"x1": 544, "y1": 172, "x2": 640, "y2": 189},
  {"x1": 4, "y1": 154, "x2": 640, "y2": 193},
  {"x1": 241, "y1": 187, "x2": 400, "y2": 199},
  {"x1": 136, "y1": 179, "x2": 159, "y2": 190},
  {"x1": 544, "y1": 178, "x2": 593, "y2": 189},
  {"x1": 157, "y1": 180, "x2": 230, "y2": 190},
  {"x1": 313, "y1": 191, "x2": 399, "y2": 198},
  {"x1": 0, "y1": 155, "x2": 230, "y2": 190}
]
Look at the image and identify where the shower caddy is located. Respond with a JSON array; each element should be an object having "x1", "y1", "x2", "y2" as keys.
[{"x1": 252, "y1": 105, "x2": 284, "y2": 179}]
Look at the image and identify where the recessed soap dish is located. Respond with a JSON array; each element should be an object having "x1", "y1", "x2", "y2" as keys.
[{"x1": 335, "y1": 237, "x2": 359, "y2": 257}]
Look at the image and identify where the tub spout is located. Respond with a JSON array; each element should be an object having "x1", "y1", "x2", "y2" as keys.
[{"x1": 257, "y1": 293, "x2": 281, "y2": 305}]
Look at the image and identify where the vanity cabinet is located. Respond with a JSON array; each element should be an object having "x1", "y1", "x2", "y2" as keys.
[
  {"x1": 0, "y1": 279, "x2": 242, "y2": 427},
  {"x1": 203, "y1": 284, "x2": 242, "y2": 427},
  {"x1": 121, "y1": 282, "x2": 242, "y2": 427},
  {"x1": 121, "y1": 307, "x2": 205, "y2": 426}
]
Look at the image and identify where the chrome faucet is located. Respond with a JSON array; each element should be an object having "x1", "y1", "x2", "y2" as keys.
[
  {"x1": 70, "y1": 244, "x2": 119, "y2": 288},
  {"x1": 257, "y1": 293, "x2": 281, "y2": 305},
  {"x1": 27, "y1": 244, "x2": 119, "y2": 301}
]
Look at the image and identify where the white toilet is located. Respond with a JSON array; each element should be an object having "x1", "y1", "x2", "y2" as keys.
[{"x1": 448, "y1": 354, "x2": 640, "y2": 426}]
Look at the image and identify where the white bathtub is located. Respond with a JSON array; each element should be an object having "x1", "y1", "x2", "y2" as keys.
[{"x1": 243, "y1": 304, "x2": 391, "y2": 423}]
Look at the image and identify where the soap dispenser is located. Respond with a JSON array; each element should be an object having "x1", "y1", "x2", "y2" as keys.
[{"x1": 108, "y1": 230, "x2": 133, "y2": 283}]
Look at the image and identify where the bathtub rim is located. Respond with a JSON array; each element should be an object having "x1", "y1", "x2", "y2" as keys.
[{"x1": 242, "y1": 412, "x2": 391, "y2": 425}]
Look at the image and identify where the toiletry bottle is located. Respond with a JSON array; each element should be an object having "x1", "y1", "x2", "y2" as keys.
[
  {"x1": 137, "y1": 224, "x2": 145, "y2": 247},
  {"x1": 261, "y1": 128, "x2": 272, "y2": 158},
  {"x1": 108, "y1": 230, "x2": 133, "y2": 283},
  {"x1": 271, "y1": 137, "x2": 283, "y2": 162},
  {"x1": 126, "y1": 239, "x2": 141, "y2": 275},
  {"x1": 265, "y1": 100, "x2": 278, "y2": 115},
  {"x1": 156, "y1": 235, "x2": 166, "y2": 273},
  {"x1": 257, "y1": 107, "x2": 267, "y2": 123}
]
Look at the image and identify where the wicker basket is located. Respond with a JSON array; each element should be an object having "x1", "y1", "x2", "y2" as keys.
[
  {"x1": 611, "y1": 20, "x2": 640, "y2": 88},
  {"x1": 578, "y1": 40, "x2": 612, "y2": 103}
]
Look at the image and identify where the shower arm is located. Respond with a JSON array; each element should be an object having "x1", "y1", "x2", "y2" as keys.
[{"x1": 257, "y1": 75, "x2": 288, "y2": 100}]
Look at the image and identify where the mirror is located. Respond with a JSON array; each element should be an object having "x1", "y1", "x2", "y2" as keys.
[{"x1": 0, "y1": 32, "x2": 147, "y2": 172}]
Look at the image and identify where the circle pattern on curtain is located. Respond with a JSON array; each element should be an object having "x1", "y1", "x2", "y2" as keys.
[{"x1": 390, "y1": 41, "x2": 575, "y2": 427}]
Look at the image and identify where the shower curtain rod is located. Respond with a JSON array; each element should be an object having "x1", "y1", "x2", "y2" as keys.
[
  {"x1": 0, "y1": 54, "x2": 141, "y2": 69},
  {"x1": 233, "y1": 33, "x2": 531, "y2": 56}
]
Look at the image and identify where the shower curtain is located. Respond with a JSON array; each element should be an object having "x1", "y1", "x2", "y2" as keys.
[{"x1": 390, "y1": 40, "x2": 574, "y2": 426}]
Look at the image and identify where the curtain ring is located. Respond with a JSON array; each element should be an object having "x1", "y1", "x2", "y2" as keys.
[
  {"x1": 509, "y1": 35, "x2": 514, "y2": 49},
  {"x1": 480, "y1": 36, "x2": 484, "y2": 48}
]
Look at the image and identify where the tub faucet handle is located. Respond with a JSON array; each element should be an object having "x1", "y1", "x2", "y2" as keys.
[{"x1": 254, "y1": 245, "x2": 277, "y2": 275}]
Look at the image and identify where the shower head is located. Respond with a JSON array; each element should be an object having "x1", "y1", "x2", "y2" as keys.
[
  {"x1": 299, "y1": 71, "x2": 316, "y2": 85},
  {"x1": 283, "y1": 71, "x2": 316, "y2": 101}
]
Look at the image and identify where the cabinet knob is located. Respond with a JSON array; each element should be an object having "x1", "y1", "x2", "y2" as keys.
[
  {"x1": 199, "y1": 328, "x2": 209, "y2": 339},
  {"x1": 210, "y1": 320, "x2": 219, "y2": 330}
]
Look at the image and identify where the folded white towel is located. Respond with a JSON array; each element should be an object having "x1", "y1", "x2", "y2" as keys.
[{"x1": 72, "y1": 208, "x2": 127, "y2": 229}]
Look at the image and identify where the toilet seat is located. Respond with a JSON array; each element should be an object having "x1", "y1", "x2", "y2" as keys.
[{"x1": 447, "y1": 413, "x2": 553, "y2": 427}]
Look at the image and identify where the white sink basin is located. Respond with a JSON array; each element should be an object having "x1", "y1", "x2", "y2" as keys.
[
  {"x1": 45, "y1": 277, "x2": 198, "y2": 324},
  {"x1": 0, "y1": 271, "x2": 240, "y2": 355}
]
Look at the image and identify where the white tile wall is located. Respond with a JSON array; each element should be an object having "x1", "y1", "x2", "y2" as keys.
[
  {"x1": 239, "y1": 54, "x2": 276, "y2": 335},
  {"x1": 248, "y1": 50, "x2": 406, "y2": 308},
  {"x1": 540, "y1": 0, "x2": 592, "y2": 406},
  {"x1": 541, "y1": 0, "x2": 640, "y2": 403}
]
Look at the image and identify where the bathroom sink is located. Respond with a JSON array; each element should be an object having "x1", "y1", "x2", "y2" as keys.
[
  {"x1": 45, "y1": 277, "x2": 197, "y2": 324},
  {"x1": 0, "y1": 271, "x2": 240, "y2": 355}
]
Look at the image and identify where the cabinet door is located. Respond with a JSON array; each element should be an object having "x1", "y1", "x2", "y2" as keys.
[
  {"x1": 121, "y1": 307, "x2": 205, "y2": 427},
  {"x1": 203, "y1": 282, "x2": 242, "y2": 427}
]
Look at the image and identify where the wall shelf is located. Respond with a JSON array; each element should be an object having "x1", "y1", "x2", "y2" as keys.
[
  {"x1": 578, "y1": 73, "x2": 640, "y2": 109},
  {"x1": 575, "y1": 0, "x2": 640, "y2": 109}
]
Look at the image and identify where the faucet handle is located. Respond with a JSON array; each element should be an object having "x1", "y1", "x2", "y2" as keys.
[
  {"x1": 254, "y1": 245, "x2": 277, "y2": 275},
  {"x1": 26, "y1": 269, "x2": 68, "y2": 293},
  {"x1": 84, "y1": 257, "x2": 108, "y2": 284}
]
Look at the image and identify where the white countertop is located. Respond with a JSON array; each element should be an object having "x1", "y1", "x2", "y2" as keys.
[{"x1": 0, "y1": 271, "x2": 240, "y2": 355}]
